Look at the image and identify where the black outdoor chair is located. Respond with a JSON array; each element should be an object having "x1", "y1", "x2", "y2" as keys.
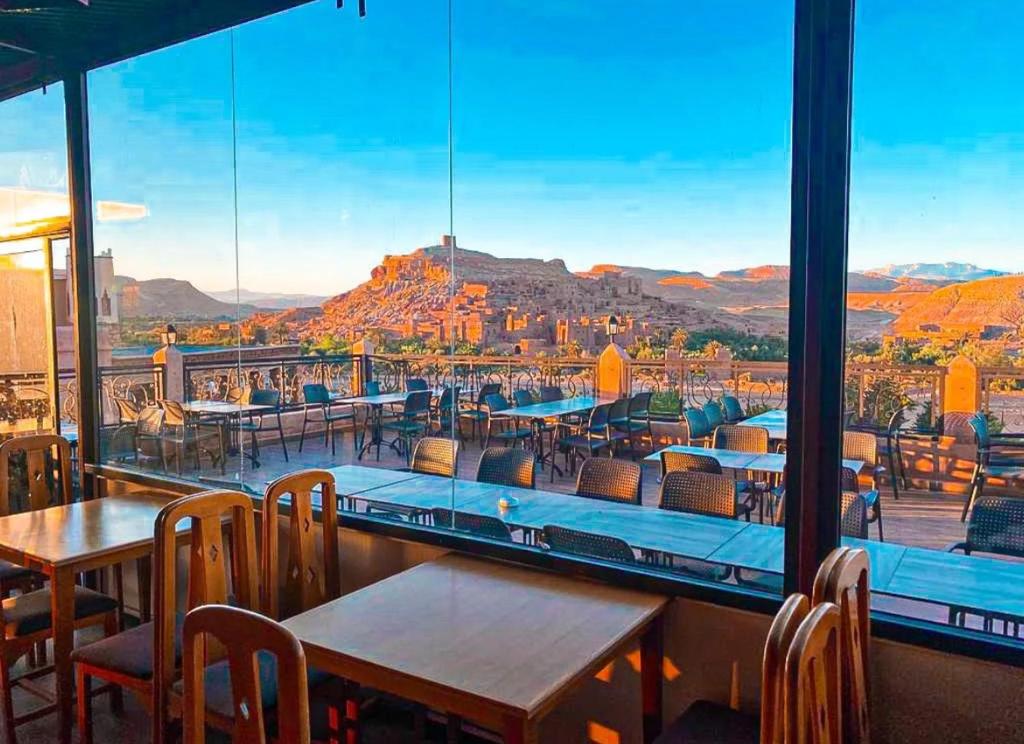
[
  {"x1": 963, "y1": 412, "x2": 1024, "y2": 522},
  {"x1": 431, "y1": 385, "x2": 461, "y2": 437},
  {"x1": 512, "y1": 389, "x2": 536, "y2": 408},
  {"x1": 483, "y1": 393, "x2": 534, "y2": 450},
  {"x1": 657, "y1": 470, "x2": 738, "y2": 580},
  {"x1": 681, "y1": 407, "x2": 713, "y2": 447},
  {"x1": 539, "y1": 386, "x2": 564, "y2": 402},
  {"x1": 476, "y1": 447, "x2": 536, "y2": 489},
  {"x1": 660, "y1": 451, "x2": 757, "y2": 521},
  {"x1": 460, "y1": 382, "x2": 502, "y2": 442},
  {"x1": 555, "y1": 402, "x2": 621, "y2": 478},
  {"x1": 381, "y1": 390, "x2": 432, "y2": 465},
  {"x1": 575, "y1": 458, "x2": 642, "y2": 505},
  {"x1": 610, "y1": 391, "x2": 654, "y2": 453},
  {"x1": 431, "y1": 508, "x2": 513, "y2": 542},
  {"x1": 410, "y1": 436, "x2": 459, "y2": 478},
  {"x1": 948, "y1": 495, "x2": 1024, "y2": 635},
  {"x1": 406, "y1": 377, "x2": 429, "y2": 392},
  {"x1": 721, "y1": 395, "x2": 746, "y2": 423},
  {"x1": 702, "y1": 401, "x2": 725, "y2": 430},
  {"x1": 238, "y1": 388, "x2": 288, "y2": 468},
  {"x1": 541, "y1": 525, "x2": 635, "y2": 564},
  {"x1": 298, "y1": 383, "x2": 354, "y2": 456}
]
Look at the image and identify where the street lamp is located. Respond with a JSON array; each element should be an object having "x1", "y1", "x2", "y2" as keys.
[
  {"x1": 160, "y1": 324, "x2": 177, "y2": 346},
  {"x1": 606, "y1": 314, "x2": 620, "y2": 344}
]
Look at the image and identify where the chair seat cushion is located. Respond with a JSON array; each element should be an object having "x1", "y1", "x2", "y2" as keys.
[
  {"x1": 655, "y1": 700, "x2": 759, "y2": 744},
  {"x1": 0, "y1": 559, "x2": 37, "y2": 583},
  {"x1": 71, "y1": 614, "x2": 185, "y2": 680},
  {"x1": 173, "y1": 649, "x2": 330, "y2": 719},
  {"x1": 4, "y1": 586, "x2": 118, "y2": 638}
]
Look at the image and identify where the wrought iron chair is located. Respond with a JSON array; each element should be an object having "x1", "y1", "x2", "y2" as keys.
[
  {"x1": 430, "y1": 508, "x2": 513, "y2": 542},
  {"x1": 541, "y1": 525, "x2": 635, "y2": 564},
  {"x1": 238, "y1": 388, "x2": 288, "y2": 468},
  {"x1": 459, "y1": 382, "x2": 502, "y2": 443},
  {"x1": 298, "y1": 383, "x2": 354, "y2": 456},
  {"x1": 681, "y1": 407, "x2": 713, "y2": 447},
  {"x1": 482, "y1": 393, "x2": 534, "y2": 450},
  {"x1": 381, "y1": 390, "x2": 432, "y2": 465},
  {"x1": 575, "y1": 458, "x2": 642, "y2": 505},
  {"x1": 476, "y1": 447, "x2": 535, "y2": 489},
  {"x1": 721, "y1": 395, "x2": 746, "y2": 423}
]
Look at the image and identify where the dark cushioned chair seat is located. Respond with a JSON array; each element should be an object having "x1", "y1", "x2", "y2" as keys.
[
  {"x1": 3, "y1": 586, "x2": 117, "y2": 637},
  {"x1": 655, "y1": 700, "x2": 759, "y2": 744},
  {"x1": 0, "y1": 559, "x2": 37, "y2": 583},
  {"x1": 71, "y1": 614, "x2": 185, "y2": 679},
  {"x1": 172, "y1": 649, "x2": 330, "y2": 719}
]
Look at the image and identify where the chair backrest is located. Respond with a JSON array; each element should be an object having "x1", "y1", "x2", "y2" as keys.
[
  {"x1": 406, "y1": 377, "x2": 429, "y2": 392},
  {"x1": 161, "y1": 399, "x2": 187, "y2": 426},
  {"x1": 483, "y1": 392, "x2": 510, "y2": 414},
  {"x1": 431, "y1": 508, "x2": 513, "y2": 542},
  {"x1": 841, "y1": 466, "x2": 860, "y2": 493},
  {"x1": 963, "y1": 495, "x2": 1024, "y2": 557},
  {"x1": 262, "y1": 471, "x2": 340, "y2": 620},
  {"x1": 713, "y1": 424, "x2": 769, "y2": 454},
  {"x1": 840, "y1": 492, "x2": 868, "y2": 539},
  {"x1": 364, "y1": 380, "x2": 381, "y2": 396},
  {"x1": 813, "y1": 548, "x2": 871, "y2": 744},
  {"x1": 512, "y1": 389, "x2": 536, "y2": 408},
  {"x1": 760, "y1": 593, "x2": 812, "y2": 744},
  {"x1": 476, "y1": 382, "x2": 502, "y2": 404},
  {"x1": 659, "y1": 470, "x2": 736, "y2": 518},
  {"x1": 411, "y1": 437, "x2": 459, "y2": 478},
  {"x1": 575, "y1": 458, "x2": 642, "y2": 505},
  {"x1": 476, "y1": 447, "x2": 536, "y2": 489},
  {"x1": 115, "y1": 396, "x2": 141, "y2": 423},
  {"x1": 542, "y1": 524, "x2": 635, "y2": 563},
  {"x1": 842, "y1": 431, "x2": 877, "y2": 465},
  {"x1": 153, "y1": 489, "x2": 260, "y2": 743},
  {"x1": 404, "y1": 390, "x2": 433, "y2": 416},
  {"x1": 722, "y1": 395, "x2": 745, "y2": 423},
  {"x1": 703, "y1": 401, "x2": 725, "y2": 429},
  {"x1": 437, "y1": 385, "x2": 460, "y2": 413},
  {"x1": 628, "y1": 391, "x2": 653, "y2": 417},
  {"x1": 248, "y1": 389, "x2": 280, "y2": 407},
  {"x1": 660, "y1": 450, "x2": 723, "y2": 477},
  {"x1": 586, "y1": 402, "x2": 612, "y2": 432},
  {"x1": 608, "y1": 397, "x2": 630, "y2": 423},
  {"x1": 0, "y1": 434, "x2": 73, "y2": 516},
  {"x1": 682, "y1": 407, "x2": 712, "y2": 439},
  {"x1": 539, "y1": 386, "x2": 564, "y2": 402},
  {"x1": 182, "y1": 604, "x2": 310, "y2": 744},
  {"x1": 967, "y1": 411, "x2": 991, "y2": 452},
  {"x1": 302, "y1": 383, "x2": 330, "y2": 406},
  {"x1": 783, "y1": 602, "x2": 843, "y2": 744}
]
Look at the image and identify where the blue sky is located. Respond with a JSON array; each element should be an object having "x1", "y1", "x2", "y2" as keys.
[{"x1": 1, "y1": 0, "x2": 1022, "y2": 295}]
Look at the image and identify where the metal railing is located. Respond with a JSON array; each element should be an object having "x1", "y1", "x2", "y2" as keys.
[
  {"x1": 98, "y1": 364, "x2": 166, "y2": 425},
  {"x1": 183, "y1": 353, "x2": 361, "y2": 408},
  {"x1": 979, "y1": 366, "x2": 1024, "y2": 432},
  {"x1": 627, "y1": 358, "x2": 789, "y2": 416}
]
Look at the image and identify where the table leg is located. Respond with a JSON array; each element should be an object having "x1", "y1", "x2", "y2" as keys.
[
  {"x1": 641, "y1": 615, "x2": 664, "y2": 744},
  {"x1": 51, "y1": 566, "x2": 75, "y2": 744},
  {"x1": 501, "y1": 715, "x2": 534, "y2": 744}
]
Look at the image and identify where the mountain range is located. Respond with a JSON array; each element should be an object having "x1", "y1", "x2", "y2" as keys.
[{"x1": 868, "y1": 262, "x2": 1007, "y2": 282}]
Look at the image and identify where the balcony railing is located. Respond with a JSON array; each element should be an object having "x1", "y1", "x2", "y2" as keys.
[{"x1": 978, "y1": 366, "x2": 1024, "y2": 432}]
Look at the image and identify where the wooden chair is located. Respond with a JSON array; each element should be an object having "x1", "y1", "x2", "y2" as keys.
[
  {"x1": 783, "y1": 602, "x2": 843, "y2": 744},
  {"x1": 182, "y1": 604, "x2": 310, "y2": 744},
  {"x1": 575, "y1": 457, "x2": 642, "y2": 505},
  {"x1": 0, "y1": 435, "x2": 119, "y2": 741},
  {"x1": 655, "y1": 592, "x2": 810, "y2": 744},
  {"x1": 72, "y1": 489, "x2": 260, "y2": 744},
  {"x1": 812, "y1": 548, "x2": 870, "y2": 744}
]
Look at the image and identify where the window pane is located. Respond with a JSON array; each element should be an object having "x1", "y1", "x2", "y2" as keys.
[{"x1": 847, "y1": 0, "x2": 1024, "y2": 635}]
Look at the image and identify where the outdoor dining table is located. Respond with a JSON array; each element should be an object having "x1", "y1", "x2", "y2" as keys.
[
  {"x1": 738, "y1": 409, "x2": 788, "y2": 440},
  {"x1": 490, "y1": 395, "x2": 618, "y2": 475},
  {"x1": 643, "y1": 444, "x2": 866, "y2": 475},
  {"x1": 0, "y1": 492, "x2": 174, "y2": 744},
  {"x1": 181, "y1": 400, "x2": 275, "y2": 456},
  {"x1": 283, "y1": 553, "x2": 668, "y2": 743}
]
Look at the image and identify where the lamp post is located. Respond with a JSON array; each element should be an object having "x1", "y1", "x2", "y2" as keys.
[
  {"x1": 160, "y1": 324, "x2": 177, "y2": 346},
  {"x1": 606, "y1": 314, "x2": 620, "y2": 345}
]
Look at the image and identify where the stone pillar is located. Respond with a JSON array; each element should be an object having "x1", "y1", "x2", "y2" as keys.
[
  {"x1": 597, "y1": 343, "x2": 630, "y2": 398},
  {"x1": 352, "y1": 338, "x2": 375, "y2": 395},
  {"x1": 152, "y1": 344, "x2": 184, "y2": 402},
  {"x1": 944, "y1": 354, "x2": 980, "y2": 414}
]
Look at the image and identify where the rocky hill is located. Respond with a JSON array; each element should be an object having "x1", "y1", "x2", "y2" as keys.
[
  {"x1": 117, "y1": 277, "x2": 258, "y2": 319},
  {"x1": 892, "y1": 274, "x2": 1024, "y2": 335},
  {"x1": 203, "y1": 288, "x2": 329, "y2": 309}
]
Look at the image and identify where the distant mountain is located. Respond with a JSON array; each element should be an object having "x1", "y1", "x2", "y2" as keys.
[
  {"x1": 870, "y1": 262, "x2": 1008, "y2": 282},
  {"x1": 116, "y1": 276, "x2": 258, "y2": 319},
  {"x1": 203, "y1": 288, "x2": 329, "y2": 310},
  {"x1": 892, "y1": 274, "x2": 1024, "y2": 336}
]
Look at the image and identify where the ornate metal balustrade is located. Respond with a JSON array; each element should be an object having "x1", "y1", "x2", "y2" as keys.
[
  {"x1": 369, "y1": 354, "x2": 596, "y2": 399},
  {"x1": 844, "y1": 362, "x2": 944, "y2": 429},
  {"x1": 183, "y1": 354, "x2": 360, "y2": 407},
  {"x1": 98, "y1": 364, "x2": 165, "y2": 425},
  {"x1": 627, "y1": 359, "x2": 789, "y2": 416},
  {"x1": 978, "y1": 366, "x2": 1024, "y2": 432}
]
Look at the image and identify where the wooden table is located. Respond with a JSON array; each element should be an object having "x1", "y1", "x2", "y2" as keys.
[
  {"x1": 0, "y1": 493, "x2": 174, "y2": 744},
  {"x1": 284, "y1": 554, "x2": 668, "y2": 743}
]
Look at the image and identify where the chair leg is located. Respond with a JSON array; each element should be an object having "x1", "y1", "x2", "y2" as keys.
[
  {"x1": 330, "y1": 421, "x2": 337, "y2": 456},
  {"x1": 101, "y1": 612, "x2": 125, "y2": 715},
  {"x1": 962, "y1": 468, "x2": 983, "y2": 522},
  {"x1": 0, "y1": 659, "x2": 14, "y2": 744},
  {"x1": 299, "y1": 412, "x2": 308, "y2": 452},
  {"x1": 278, "y1": 422, "x2": 289, "y2": 462}
]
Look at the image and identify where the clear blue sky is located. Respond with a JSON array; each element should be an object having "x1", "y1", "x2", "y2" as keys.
[{"x1": 1, "y1": 0, "x2": 1022, "y2": 295}]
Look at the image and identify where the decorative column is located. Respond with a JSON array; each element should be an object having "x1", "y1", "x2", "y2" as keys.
[
  {"x1": 352, "y1": 338, "x2": 375, "y2": 395},
  {"x1": 944, "y1": 355, "x2": 980, "y2": 414},
  {"x1": 153, "y1": 344, "x2": 184, "y2": 402},
  {"x1": 597, "y1": 343, "x2": 630, "y2": 398}
]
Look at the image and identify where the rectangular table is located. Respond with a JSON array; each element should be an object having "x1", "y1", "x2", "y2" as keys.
[
  {"x1": 739, "y1": 409, "x2": 787, "y2": 440},
  {"x1": 644, "y1": 445, "x2": 864, "y2": 475},
  {"x1": 284, "y1": 554, "x2": 668, "y2": 743},
  {"x1": 0, "y1": 493, "x2": 174, "y2": 744},
  {"x1": 273, "y1": 464, "x2": 425, "y2": 510}
]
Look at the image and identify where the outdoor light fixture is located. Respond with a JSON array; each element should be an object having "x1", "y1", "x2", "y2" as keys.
[
  {"x1": 160, "y1": 324, "x2": 177, "y2": 346},
  {"x1": 606, "y1": 314, "x2": 620, "y2": 343}
]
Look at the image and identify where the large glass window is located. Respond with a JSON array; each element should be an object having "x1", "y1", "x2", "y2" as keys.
[{"x1": 846, "y1": 0, "x2": 1024, "y2": 637}]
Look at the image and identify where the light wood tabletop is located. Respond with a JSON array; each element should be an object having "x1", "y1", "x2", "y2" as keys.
[
  {"x1": 284, "y1": 553, "x2": 668, "y2": 743},
  {"x1": 0, "y1": 492, "x2": 175, "y2": 744}
]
